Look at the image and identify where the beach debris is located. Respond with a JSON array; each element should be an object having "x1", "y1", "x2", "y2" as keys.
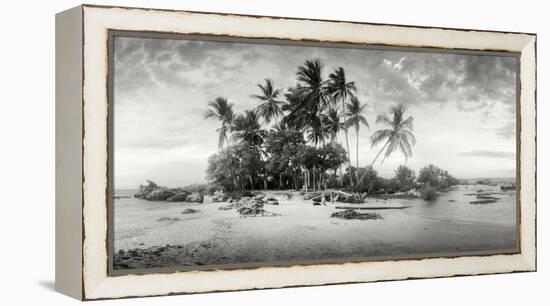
[
  {"x1": 218, "y1": 202, "x2": 246, "y2": 210},
  {"x1": 330, "y1": 209, "x2": 382, "y2": 220},
  {"x1": 181, "y1": 208, "x2": 199, "y2": 214},
  {"x1": 166, "y1": 191, "x2": 189, "y2": 202},
  {"x1": 266, "y1": 199, "x2": 279, "y2": 205},
  {"x1": 211, "y1": 190, "x2": 227, "y2": 202},
  {"x1": 236, "y1": 206, "x2": 279, "y2": 217},
  {"x1": 313, "y1": 202, "x2": 321, "y2": 206},
  {"x1": 326, "y1": 191, "x2": 365, "y2": 203},
  {"x1": 217, "y1": 197, "x2": 280, "y2": 217},
  {"x1": 470, "y1": 199, "x2": 498, "y2": 205},
  {"x1": 449, "y1": 199, "x2": 456, "y2": 202},
  {"x1": 203, "y1": 191, "x2": 226, "y2": 203},
  {"x1": 304, "y1": 190, "x2": 364, "y2": 204}
]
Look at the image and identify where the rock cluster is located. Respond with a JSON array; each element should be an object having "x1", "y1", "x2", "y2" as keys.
[
  {"x1": 166, "y1": 192, "x2": 189, "y2": 202},
  {"x1": 134, "y1": 187, "x2": 206, "y2": 203},
  {"x1": 145, "y1": 189, "x2": 176, "y2": 201}
]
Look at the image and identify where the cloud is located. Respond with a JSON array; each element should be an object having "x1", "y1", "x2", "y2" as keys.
[
  {"x1": 113, "y1": 36, "x2": 518, "y2": 187},
  {"x1": 460, "y1": 150, "x2": 515, "y2": 159},
  {"x1": 114, "y1": 37, "x2": 263, "y2": 98}
]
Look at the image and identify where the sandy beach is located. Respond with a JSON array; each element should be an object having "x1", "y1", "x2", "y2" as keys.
[{"x1": 113, "y1": 184, "x2": 517, "y2": 270}]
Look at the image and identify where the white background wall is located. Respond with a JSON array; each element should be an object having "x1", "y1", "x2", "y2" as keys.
[{"x1": 0, "y1": 0, "x2": 546, "y2": 305}]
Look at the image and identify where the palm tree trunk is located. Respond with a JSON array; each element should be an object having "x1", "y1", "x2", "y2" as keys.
[
  {"x1": 279, "y1": 173, "x2": 283, "y2": 189},
  {"x1": 357, "y1": 139, "x2": 390, "y2": 186},
  {"x1": 341, "y1": 98, "x2": 354, "y2": 186},
  {"x1": 355, "y1": 127, "x2": 360, "y2": 183},
  {"x1": 312, "y1": 167, "x2": 316, "y2": 192}
]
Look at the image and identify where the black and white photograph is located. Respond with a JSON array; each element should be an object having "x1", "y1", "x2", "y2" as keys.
[{"x1": 111, "y1": 34, "x2": 519, "y2": 271}]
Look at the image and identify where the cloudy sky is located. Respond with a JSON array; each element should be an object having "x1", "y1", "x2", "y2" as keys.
[{"x1": 113, "y1": 36, "x2": 517, "y2": 189}]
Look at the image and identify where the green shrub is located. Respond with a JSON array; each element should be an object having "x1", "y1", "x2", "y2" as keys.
[{"x1": 420, "y1": 185, "x2": 438, "y2": 201}]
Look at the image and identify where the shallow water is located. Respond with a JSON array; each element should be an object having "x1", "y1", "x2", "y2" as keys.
[
  {"x1": 115, "y1": 184, "x2": 517, "y2": 228},
  {"x1": 112, "y1": 184, "x2": 518, "y2": 269},
  {"x1": 402, "y1": 184, "x2": 517, "y2": 226}
]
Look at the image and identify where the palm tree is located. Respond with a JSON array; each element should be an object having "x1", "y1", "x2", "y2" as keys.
[
  {"x1": 325, "y1": 108, "x2": 345, "y2": 143},
  {"x1": 231, "y1": 110, "x2": 266, "y2": 148},
  {"x1": 328, "y1": 67, "x2": 356, "y2": 185},
  {"x1": 306, "y1": 113, "x2": 329, "y2": 145},
  {"x1": 357, "y1": 104, "x2": 415, "y2": 185},
  {"x1": 252, "y1": 78, "x2": 285, "y2": 124},
  {"x1": 325, "y1": 108, "x2": 346, "y2": 186},
  {"x1": 287, "y1": 59, "x2": 330, "y2": 147},
  {"x1": 205, "y1": 97, "x2": 235, "y2": 148},
  {"x1": 345, "y1": 96, "x2": 369, "y2": 181}
]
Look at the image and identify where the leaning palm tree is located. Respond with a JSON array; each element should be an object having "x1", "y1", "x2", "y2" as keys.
[
  {"x1": 345, "y1": 96, "x2": 369, "y2": 180},
  {"x1": 357, "y1": 104, "x2": 415, "y2": 185},
  {"x1": 252, "y1": 78, "x2": 285, "y2": 124},
  {"x1": 204, "y1": 97, "x2": 235, "y2": 148},
  {"x1": 328, "y1": 67, "x2": 356, "y2": 185}
]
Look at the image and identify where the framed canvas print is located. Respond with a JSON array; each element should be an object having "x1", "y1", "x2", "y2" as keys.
[{"x1": 55, "y1": 4, "x2": 537, "y2": 300}]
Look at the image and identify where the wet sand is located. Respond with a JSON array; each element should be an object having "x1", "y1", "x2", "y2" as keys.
[{"x1": 113, "y1": 187, "x2": 517, "y2": 270}]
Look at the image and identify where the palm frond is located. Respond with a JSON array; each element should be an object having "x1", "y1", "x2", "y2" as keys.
[
  {"x1": 370, "y1": 129, "x2": 393, "y2": 148},
  {"x1": 399, "y1": 116, "x2": 414, "y2": 131}
]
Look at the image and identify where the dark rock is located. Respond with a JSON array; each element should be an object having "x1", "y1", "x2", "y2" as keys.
[
  {"x1": 146, "y1": 189, "x2": 176, "y2": 201},
  {"x1": 185, "y1": 192, "x2": 204, "y2": 203},
  {"x1": 134, "y1": 180, "x2": 161, "y2": 199},
  {"x1": 167, "y1": 192, "x2": 189, "y2": 202},
  {"x1": 181, "y1": 208, "x2": 199, "y2": 214}
]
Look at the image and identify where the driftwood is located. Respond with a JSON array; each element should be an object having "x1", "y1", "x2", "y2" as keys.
[{"x1": 308, "y1": 190, "x2": 364, "y2": 204}]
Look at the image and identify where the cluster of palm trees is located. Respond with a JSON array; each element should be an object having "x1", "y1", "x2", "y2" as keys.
[{"x1": 205, "y1": 58, "x2": 415, "y2": 191}]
